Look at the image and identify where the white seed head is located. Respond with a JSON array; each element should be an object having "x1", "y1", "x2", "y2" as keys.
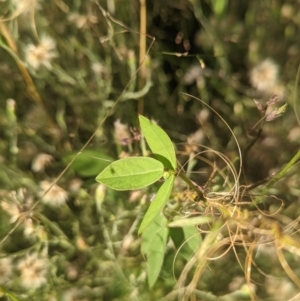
[
  {"x1": 17, "y1": 253, "x2": 48, "y2": 289},
  {"x1": 114, "y1": 119, "x2": 130, "y2": 145},
  {"x1": 250, "y1": 59, "x2": 279, "y2": 93},
  {"x1": 40, "y1": 181, "x2": 68, "y2": 207},
  {"x1": 25, "y1": 35, "x2": 57, "y2": 70},
  {"x1": 1, "y1": 188, "x2": 33, "y2": 223},
  {"x1": 31, "y1": 153, "x2": 53, "y2": 173},
  {"x1": 11, "y1": 0, "x2": 41, "y2": 15}
]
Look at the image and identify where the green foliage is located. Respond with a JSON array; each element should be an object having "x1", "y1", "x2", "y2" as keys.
[
  {"x1": 138, "y1": 173, "x2": 175, "y2": 235},
  {"x1": 138, "y1": 115, "x2": 177, "y2": 170},
  {"x1": 96, "y1": 157, "x2": 164, "y2": 190},
  {"x1": 1, "y1": 1, "x2": 300, "y2": 300},
  {"x1": 95, "y1": 115, "x2": 179, "y2": 235},
  {"x1": 182, "y1": 226, "x2": 202, "y2": 252},
  {"x1": 96, "y1": 116, "x2": 178, "y2": 237},
  {"x1": 168, "y1": 216, "x2": 212, "y2": 228},
  {"x1": 96, "y1": 116, "x2": 179, "y2": 286},
  {"x1": 211, "y1": 0, "x2": 228, "y2": 17},
  {"x1": 169, "y1": 217, "x2": 211, "y2": 252},
  {"x1": 63, "y1": 150, "x2": 114, "y2": 177},
  {"x1": 141, "y1": 214, "x2": 169, "y2": 288}
]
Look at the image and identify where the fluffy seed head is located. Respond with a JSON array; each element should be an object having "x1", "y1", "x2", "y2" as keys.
[
  {"x1": 25, "y1": 35, "x2": 57, "y2": 70},
  {"x1": 17, "y1": 253, "x2": 48, "y2": 289},
  {"x1": 1, "y1": 188, "x2": 33, "y2": 223},
  {"x1": 40, "y1": 181, "x2": 68, "y2": 207},
  {"x1": 31, "y1": 153, "x2": 53, "y2": 173},
  {"x1": 250, "y1": 59, "x2": 279, "y2": 93},
  {"x1": 114, "y1": 119, "x2": 131, "y2": 145}
]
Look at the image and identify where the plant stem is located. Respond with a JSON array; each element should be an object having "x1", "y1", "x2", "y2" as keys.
[
  {"x1": 0, "y1": 286, "x2": 20, "y2": 301},
  {"x1": 250, "y1": 150, "x2": 300, "y2": 207},
  {"x1": 138, "y1": 0, "x2": 146, "y2": 115},
  {"x1": 6, "y1": 99, "x2": 18, "y2": 166},
  {"x1": 265, "y1": 150, "x2": 300, "y2": 190},
  {"x1": 177, "y1": 171, "x2": 204, "y2": 197}
]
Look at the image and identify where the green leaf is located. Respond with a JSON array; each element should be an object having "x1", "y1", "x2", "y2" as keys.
[
  {"x1": 168, "y1": 216, "x2": 212, "y2": 228},
  {"x1": 139, "y1": 115, "x2": 177, "y2": 170},
  {"x1": 141, "y1": 214, "x2": 169, "y2": 288},
  {"x1": 211, "y1": 0, "x2": 228, "y2": 16},
  {"x1": 183, "y1": 226, "x2": 202, "y2": 252},
  {"x1": 63, "y1": 150, "x2": 114, "y2": 177},
  {"x1": 138, "y1": 174, "x2": 175, "y2": 234},
  {"x1": 95, "y1": 157, "x2": 164, "y2": 191},
  {"x1": 168, "y1": 217, "x2": 208, "y2": 255},
  {"x1": 266, "y1": 103, "x2": 288, "y2": 121}
]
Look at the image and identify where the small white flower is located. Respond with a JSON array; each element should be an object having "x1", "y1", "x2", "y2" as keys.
[
  {"x1": 24, "y1": 35, "x2": 57, "y2": 70},
  {"x1": 23, "y1": 218, "x2": 35, "y2": 237},
  {"x1": 187, "y1": 129, "x2": 205, "y2": 145},
  {"x1": 114, "y1": 119, "x2": 131, "y2": 145},
  {"x1": 17, "y1": 253, "x2": 48, "y2": 289},
  {"x1": 183, "y1": 65, "x2": 203, "y2": 85},
  {"x1": 1, "y1": 201, "x2": 20, "y2": 224},
  {"x1": 68, "y1": 13, "x2": 88, "y2": 29},
  {"x1": 40, "y1": 181, "x2": 68, "y2": 207},
  {"x1": 31, "y1": 153, "x2": 53, "y2": 173},
  {"x1": 0, "y1": 257, "x2": 13, "y2": 284},
  {"x1": 68, "y1": 12, "x2": 98, "y2": 29},
  {"x1": 250, "y1": 59, "x2": 279, "y2": 93},
  {"x1": 91, "y1": 62, "x2": 109, "y2": 77},
  {"x1": 11, "y1": 0, "x2": 41, "y2": 15},
  {"x1": 68, "y1": 178, "x2": 83, "y2": 193},
  {"x1": 1, "y1": 188, "x2": 33, "y2": 223}
]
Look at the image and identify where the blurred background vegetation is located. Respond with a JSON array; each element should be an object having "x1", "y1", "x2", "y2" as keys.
[{"x1": 0, "y1": 0, "x2": 300, "y2": 300}]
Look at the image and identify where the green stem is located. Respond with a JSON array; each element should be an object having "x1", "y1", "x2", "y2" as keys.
[
  {"x1": 35, "y1": 213, "x2": 67, "y2": 238},
  {"x1": 250, "y1": 150, "x2": 300, "y2": 208},
  {"x1": 177, "y1": 171, "x2": 204, "y2": 197},
  {"x1": 264, "y1": 150, "x2": 300, "y2": 190},
  {"x1": 0, "y1": 286, "x2": 20, "y2": 301}
]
